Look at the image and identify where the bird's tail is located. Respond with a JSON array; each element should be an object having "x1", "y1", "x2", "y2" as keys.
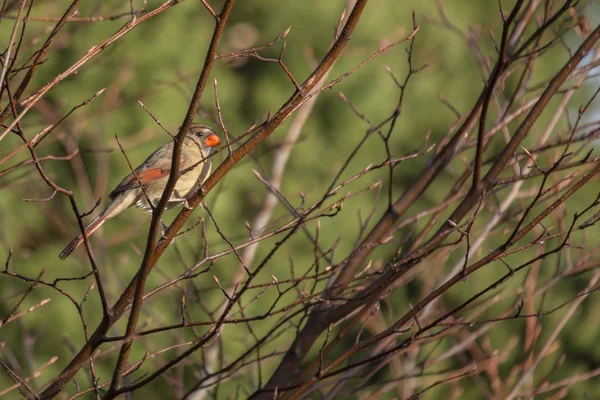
[
  {"x1": 59, "y1": 213, "x2": 108, "y2": 260},
  {"x1": 59, "y1": 197, "x2": 129, "y2": 260}
]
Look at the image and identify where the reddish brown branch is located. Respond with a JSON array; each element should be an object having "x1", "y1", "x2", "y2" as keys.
[
  {"x1": 39, "y1": 0, "x2": 371, "y2": 398},
  {"x1": 107, "y1": 0, "x2": 237, "y2": 396},
  {"x1": 254, "y1": 14, "x2": 600, "y2": 399}
]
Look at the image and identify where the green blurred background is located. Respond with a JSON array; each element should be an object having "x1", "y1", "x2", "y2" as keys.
[{"x1": 1, "y1": 0, "x2": 599, "y2": 398}]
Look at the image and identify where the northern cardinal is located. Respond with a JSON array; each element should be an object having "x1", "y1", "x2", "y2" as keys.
[{"x1": 59, "y1": 123, "x2": 221, "y2": 259}]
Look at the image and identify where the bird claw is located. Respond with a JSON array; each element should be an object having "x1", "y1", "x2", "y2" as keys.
[
  {"x1": 160, "y1": 221, "x2": 175, "y2": 245},
  {"x1": 160, "y1": 230, "x2": 176, "y2": 245},
  {"x1": 169, "y1": 197, "x2": 194, "y2": 210}
]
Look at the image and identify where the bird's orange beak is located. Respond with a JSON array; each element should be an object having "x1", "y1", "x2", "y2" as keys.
[{"x1": 205, "y1": 133, "x2": 221, "y2": 147}]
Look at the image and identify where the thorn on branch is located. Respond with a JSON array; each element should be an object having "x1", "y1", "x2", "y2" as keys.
[
  {"x1": 514, "y1": 299, "x2": 523, "y2": 317},
  {"x1": 271, "y1": 274, "x2": 282, "y2": 295},
  {"x1": 334, "y1": 8, "x2": 347, "y2": 42},
  {"x1": 499, "y1": 257, "x2": 514, "y2": 274},
  {"x1": 4, "y1": 246, "x2": 13, "y2": 272},
  {"x1": 23, "y1": 190, "x2": 57, "y2": 203},
  {"x1": 409, "y1": 303, "x2": 422, "y2": 330},
  {"x1": 138, "y1": 100, "x2": 174, "y2": 138},
  {"x1": 213, "y1": 78, "x2": 232, "y2": 155},
  {"x1": 80, "y1": 282, "x2": 96, "y2": 308},
  {"x1": 180, "y1": 294, "x2": 187, "y2": 324},
  {"x1": 81, "y1": 197, "x2": 103, "y2": 218},
  {"x1": 199, "y1": 0, "x2": 218, "y2": 20},
  {"x1": 244, "y1": 220, "x2": 254, "y2": 239},
  {"x1": 213, "y1": 275, "x2": 231, "y2": 301}
]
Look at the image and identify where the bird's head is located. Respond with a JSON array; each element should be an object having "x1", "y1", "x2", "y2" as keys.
[{"x1": 189, "y1": 124, "x2": 221, "y2": 154}]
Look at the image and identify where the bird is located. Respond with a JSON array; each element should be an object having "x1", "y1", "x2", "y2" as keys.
[{"x1": 59, "y1": 123, "x2": 221, "y2": 259}]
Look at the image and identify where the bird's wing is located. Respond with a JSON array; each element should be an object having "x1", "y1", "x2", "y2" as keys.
[
  {"x1": 109, "y1": 166, "x2": 171, "y2": 197},
  {"x1": 198, "y1": 158, "x2": 212, "y2": 184},
  {"x1": 110, "y1": 144, "x2": 183, "y2": 197}
]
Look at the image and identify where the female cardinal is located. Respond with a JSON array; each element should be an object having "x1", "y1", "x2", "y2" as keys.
[{"x1": 59, "y1": 123, "x2": 221, "y2": 259}]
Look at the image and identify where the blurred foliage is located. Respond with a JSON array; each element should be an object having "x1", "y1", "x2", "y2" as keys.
[{"x1": 0, "y1": 0, "x2": 599, "y2": 398}]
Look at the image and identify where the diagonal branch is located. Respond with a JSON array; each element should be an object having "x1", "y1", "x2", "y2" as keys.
[
  {"x1": 254, "y1": 17, "x2": 600, "y2": 399},
  {"x1": 39, "y1": 0, "x2": 371, "y2": 398}
]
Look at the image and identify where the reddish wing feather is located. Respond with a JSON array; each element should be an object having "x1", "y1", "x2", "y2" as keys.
[
  {"x1": 110, "y1": 167, "x2": 170, "y2": 197},
  {"x1": 137, "y1": 168, "x2": 169, "y2": 182}
]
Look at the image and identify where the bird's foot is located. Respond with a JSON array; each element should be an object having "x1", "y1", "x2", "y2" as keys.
[
  {"x1": 169, "y1": 197, "x2": 194, "y2": 210},
  {"x1": 160, "y1": 221, "x2": 176, "y2": 245},
  {"x1": 160, "y1": 231, "x2": 176, "y2": 245}
]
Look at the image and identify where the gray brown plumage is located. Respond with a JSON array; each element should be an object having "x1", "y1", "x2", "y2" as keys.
[{"x1": 59, "y1": 124, "x2": 220, "y2": 259}]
